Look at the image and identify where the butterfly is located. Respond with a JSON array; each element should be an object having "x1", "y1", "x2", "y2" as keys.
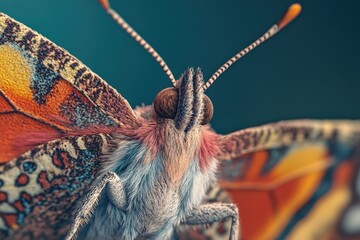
[{"x1": 0, "y1": 0, "x2": 359, "y2": 239}]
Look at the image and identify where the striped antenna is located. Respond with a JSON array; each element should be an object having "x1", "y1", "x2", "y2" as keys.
[
  {"x1": 203, "y1": 3, "x2": 302, "y2": 91},
  {"x1": 98, "y1": 0, "x2": 177, "y2": 87}
]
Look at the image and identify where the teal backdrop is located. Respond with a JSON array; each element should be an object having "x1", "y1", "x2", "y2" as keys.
[{"x1": 0, "y1": 0, "x2": 359, "y2": 134}]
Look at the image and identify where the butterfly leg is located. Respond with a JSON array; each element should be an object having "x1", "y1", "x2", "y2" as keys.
[
  {"x1": 65, "y1": 172, "x2": 125, "y2": 240},
  {"x1": 181, "y1": 203, "x2": 240, "y2": 240}
]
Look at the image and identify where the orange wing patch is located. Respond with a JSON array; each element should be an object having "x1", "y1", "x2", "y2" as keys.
[
  {"x1": 0, "y1": 13, "x2": 138, "y2": 128},
  {"x1": 0, "y1": 12, "x2": 142, "y2": 163},
  {"x1": 0, "y1": 43, "x2": 112, "y2": 128},
  {"x1": 0, "y1": 43, "x2": 117, "y2": 163},
  {"x1": 0, "y1": 92, "x2": 13, "y2": 112},
  {"x1": 0, "y1": 112, "x2": 61, "y2": 163},
  {"x1": 0, "y1": 44, "x2": 33, "y2": 100},
  {"x1": 219, "y1": 143, "x2": 355, "y2": 240}
]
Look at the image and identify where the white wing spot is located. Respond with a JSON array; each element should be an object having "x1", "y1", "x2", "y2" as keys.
[{"x1": 342, "y1": 203, "x2": 360, "y2": 234}]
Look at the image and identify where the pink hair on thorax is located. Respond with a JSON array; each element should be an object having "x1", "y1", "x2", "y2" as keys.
[
  {"x1": 198, "y1": 126, "x2": 221, "y2": 170},
  {"x1": 132, "y1": 117, "x2": 221, "y2": 170}
]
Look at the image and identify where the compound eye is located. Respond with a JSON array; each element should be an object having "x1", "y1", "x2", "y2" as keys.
[
  {"x1": 154, "y1": 88, "x2": 178, "y2": 119},
  {"x1": 201, "y1": 95, "x2": 213, "y2": 125}
]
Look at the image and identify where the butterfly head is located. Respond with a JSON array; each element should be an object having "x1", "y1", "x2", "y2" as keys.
[{"x1": 153, "y1": 68, "x2": 213, "y2": 132}]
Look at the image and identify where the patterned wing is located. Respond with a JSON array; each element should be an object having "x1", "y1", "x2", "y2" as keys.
[
  {"x1": 215, "y1": 120, "x2": 360, "y2": 240},
  {"x1": 0, "y1": 134, "x2": 111, "y2": 239},
  {"x1": 0, "y1": 13, "x2": 138, "y2": 164}
]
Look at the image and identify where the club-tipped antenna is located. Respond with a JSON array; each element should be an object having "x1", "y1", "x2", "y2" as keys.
[
  {"x1": 98, "y1": 0, "x2": 177, "y2": 87},
  {"x1": 203, "y1": 3, "x2": 302, "y2": 91}
]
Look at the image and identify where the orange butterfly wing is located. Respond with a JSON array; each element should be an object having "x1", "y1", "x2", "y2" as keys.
[
  {"x1": 217, "y1": 120, "x2": 360, "y2": 239},
  {"x1": 0, "y1": 13, "x2": 138, "y2": 163}
]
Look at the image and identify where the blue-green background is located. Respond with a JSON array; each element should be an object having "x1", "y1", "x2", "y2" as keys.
[{"x1": 0, "y1": 1, "x2": 359, "y2": 134}]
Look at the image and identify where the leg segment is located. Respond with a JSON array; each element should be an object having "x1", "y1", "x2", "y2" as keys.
[
  {"x1": 181, "y1": 203, "x2": 240, "y2": 240},
  {"x1": 65, "y1": 172, "x2": 125, "y2": 240}
]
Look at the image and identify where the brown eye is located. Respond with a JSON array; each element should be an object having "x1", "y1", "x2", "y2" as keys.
[
  {"x1": 154, "y1": 87, "x2": 178, "y2": 119},
  {"x1": 202, "y1": 95, "x2": 213, "y2": 125}
]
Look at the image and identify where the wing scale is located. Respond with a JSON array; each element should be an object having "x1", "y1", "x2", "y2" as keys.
[
  {"x1": 217, "y1": 120, "x2": 360, "y2": 240},
  {"x1": 0, "y1": 13, "x2": 139, "y2": 163}
]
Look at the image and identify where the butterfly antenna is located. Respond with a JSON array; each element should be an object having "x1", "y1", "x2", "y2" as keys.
[
  {"x1": 203, "y1": 3, "x2": 302, "y2": 91},
  {"x1": 98, "y1": 0, "x2": 177, "y2": 87}
]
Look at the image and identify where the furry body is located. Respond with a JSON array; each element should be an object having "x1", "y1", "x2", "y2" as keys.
[
  {"x1": 80, "y1": 136, "x2": 217, "y2": 239},
  {"x1": 72, "y1": 69, "x2": 224, "y2": 239}
]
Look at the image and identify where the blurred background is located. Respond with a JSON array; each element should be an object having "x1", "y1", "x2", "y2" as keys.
[{"x1": 0, "y1": 0, "x2": 359, "y2": 134}]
